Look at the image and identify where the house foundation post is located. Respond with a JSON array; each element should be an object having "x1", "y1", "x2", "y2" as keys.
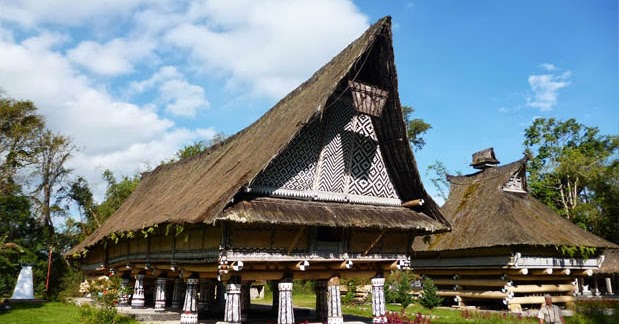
[
  {"x1": 606, "y1": 277, "x2": 613, "y2": 295},
  {"x1": 224, "y1": 281, "x2": 242, "y2": 324},
  {"x1": 131, "y1": 274, "x2": 145, "y2": 308},
  {"x1": 371, "y1": 277, "x2": 387, "y2": 323},
  {"x1": 171, "y1": 277, "x2": 183, "y2": 309},
  {"x1": 119, "y1": 278, "x2": 130, "y2": 306},
  {"x1": 197, "y1": 279, "x2": 208, "y2": 312},
  {"x1": 269, "y1": 280, "x2": 280, "y2": 313},
  {"x1": 314, "y1": 279, "x2": 328, "y2": 322},
  {"x1": 277, "y1": 281, "x2": 294, "y2": 324},
  {"x1": 155, "y1": 277, "x2": 167, "y2": 311},
  {"x1": 180, "y1": 278, "x2": 199, "y2": 324},
  {"x1": 327, "y1": 276, "x2": 343, "y2": 324},
  {"x1": 241, "y1": 281, "x2": 251, "y2": 322}
]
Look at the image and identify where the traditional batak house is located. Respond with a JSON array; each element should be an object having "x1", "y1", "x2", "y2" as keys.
[
  {"x1": 590, "y1": 248, "x2": 619, "y2": 296},
  {"x1": 411, "y1": 148, "x2": 618, "y2": 313},
  {"x1": 67, "y1": 17, "x2": 450, "y2": 324}
]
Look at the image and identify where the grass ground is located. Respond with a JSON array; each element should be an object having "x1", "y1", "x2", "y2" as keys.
[
  {"x1": 1, "y1": 296, "x2": 616, "y2": 323},
  {"x1": 0, "y1": 301, "x2": 81, "y2": 324}
]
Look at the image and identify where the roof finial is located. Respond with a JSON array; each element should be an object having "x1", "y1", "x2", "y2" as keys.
[{"x1": 470, "y1": 147, "x2": 500, "y2": 170}]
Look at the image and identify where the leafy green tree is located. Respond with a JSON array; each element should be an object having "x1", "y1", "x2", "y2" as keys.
[
  {"x1": 0, "y1": 97, "x2": 45, "y2": 194},
  {"x1": 418, "y1": 277, "x2": 442, "y2": 309},
  {"x1": 425, "y1": 161, "x2": 451, "y2": 201},
  {"x1": 402, "y1": 106, "x2": 432, "y2": 151},
  {"x1": 166, "y1": 132, "x2": 227, "y2": 164},
  {"x1": 385, "y1": 270, "x2": 414, "y2": 310},
  {"x1": 96, "y1": 170, "x2": 140, "y2": 222},
  {"x1": 524, "y1": 118, "x2": 618, "y2": 243}
]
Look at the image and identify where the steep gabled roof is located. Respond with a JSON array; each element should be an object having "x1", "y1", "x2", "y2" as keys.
[
  {"x1": 415, "y1": 157, "x2": 617, "y2": 252},
  {"x1": 69, "y1": 17, "x2": 449, "y2": 255}
]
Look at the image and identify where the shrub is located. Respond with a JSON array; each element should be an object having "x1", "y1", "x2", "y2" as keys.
[
  {"x1": 417, "y1": 277, "x2": 442, "y2": 309},
  {"x1": 385, "y1": 270, "x2": 415, "y2": 310}
]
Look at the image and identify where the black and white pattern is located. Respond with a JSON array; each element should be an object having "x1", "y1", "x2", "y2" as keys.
[
  {"x1": 252, "y1": 120, "x2": 321, "y2": 191},
  {"x1": 318, "y1": 100, "x2": 354, "y2": 193},
  {"x1": 251, "y1": 96, "x2": 399, "y2": 205}
]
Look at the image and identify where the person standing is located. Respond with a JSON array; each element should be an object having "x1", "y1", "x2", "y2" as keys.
[{"x1": 537, "y1": 294, "x2": 565, "y2": 324}]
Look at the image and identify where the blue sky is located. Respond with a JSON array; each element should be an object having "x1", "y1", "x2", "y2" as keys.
[{"x1": 0, "y1": 0, "x2": 616, "y2": 203}]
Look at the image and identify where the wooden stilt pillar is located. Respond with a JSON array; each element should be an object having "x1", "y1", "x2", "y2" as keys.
[
  {"x1": 224, "y1": 282, "x2": 242, "y2": 324},
  {"x1": 197, "y1": 279, "x2": 208, "y2": 312},
  {"x1": 172, "y1": 277, "x2": 183, "y2": 310},
  {"x1": 269, "y1": 281, "x2": 280, "y2": 313},
  {"x1": 314, "y1": 280, "x2": 328, "y2": 322},
  {"x1": 277, "y1": 282, "x2": 294, "y2": 324},
  {"x1": 119, "y1": 278, "x2": 130, "y2": 306},
  {"x1": 180, "y1": 278, "x2": 199, "y2": 324},
  {"x1": 327, "y1": 276, "x2": 343, "y2": 324},
  {"x1": 371, "y1": 277, "x2": 386, "y2": 323},
  {"x1": 155, "y1": 277, "x2": 167, "y2": 311},
  {"x1": 216, "y1": 281, "x2": 225, "y2": 303},
  {"x1": 606, "y1": 277, "x2": 614, "y2": 295},
  {"x1": 241, "y1": 281, "x2": 251, "y2": 323},
  {"x1": 131, "y1": 274, "x2": 145, "y2": 308}
]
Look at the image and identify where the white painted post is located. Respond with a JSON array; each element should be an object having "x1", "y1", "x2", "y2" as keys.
[
  {"x1": 371, "y1": 278, "x2": 387, "y2": 323},
  {"x1": 180, "y1": 278, "x2": 199, "y2": 324},
  {"x1": 606, "y1": 277, "x2": 613, "y2": 295},
  {"x1": 277, "y1": 282, "x2": 294, "y2": 324},
  {"x1": 155, "y1": 277, "x2": 167, "y2": 311},
  {"x1": 224, "y1": 283, "x2": 242, "y2": 324},
  {"x1": 131, "y1": 274, "x2": 145, "y2": 308},
  {"x1": 327, "y1": 276, "x2": 343, "y2": 324},
  {"x1": 119, "y1": 278, "x2": 130, "y2": 306}
]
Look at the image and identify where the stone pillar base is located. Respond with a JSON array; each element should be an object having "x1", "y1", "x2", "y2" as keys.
[{"x1": 180, "y1": 313, "x2": 198, "y2": 324}]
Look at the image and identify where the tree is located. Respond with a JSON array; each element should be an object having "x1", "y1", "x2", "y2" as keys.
[
  {"x1": 418, "y1": 277, "x2": 443, "y2": 309},
  {"x1": 385, "y1": 270, "x2": 415, "y2": 310},
  {"x1": 425, "y1": 161, "x2": 451, "y2": 201},
  {"x1": 29, "y1": 131, "x2": 76, "y2": 293},
  {"x1": 167, "y1": 132, "x2": 227, "y2": 164},
  {"x1": 96, "y1": 170, "x2": 140, "y2": 223},
  {"x1": 402, "y1": 106, "x2": 432, "y2": 151},
  {"x1": 0, "y1": 97, "x2": 45, "y2": 193},
  {"x1": 524, "y1": 118, "x2": 618, "y2": 243}
]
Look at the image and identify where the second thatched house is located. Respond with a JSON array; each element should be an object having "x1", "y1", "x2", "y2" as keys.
[{"x1": 412, "y1": 148, "x2": 617, "y2": 312}]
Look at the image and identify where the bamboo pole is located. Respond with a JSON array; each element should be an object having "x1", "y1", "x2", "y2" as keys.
[
  {"x1": 437, "y1": 290, "x2": 508, "y2": 299},
  {"x1": 508, "y1": 295, "x2": 576, "y2": 305},
  {"x1": 433, "y1": 278, "x2": 510, "y2": 287},
  {"x1": 530, "y1": 268, "x2": 553, "y2": 275},
  {"x1": 287, "y1": 227, "x2": 306, "y2": 255},
  {"x1": 509, "y1": 275, "x2": 572, "y2": 282},
  {"x1": 506, "y1": 284, "x2": 576, "y2": 293},
  {"x1": 363, "y1": 229, "x2": 386, "y2": 256},
  {"x1": 416, "y1": 268, "x2": 528, "y2": 276}
]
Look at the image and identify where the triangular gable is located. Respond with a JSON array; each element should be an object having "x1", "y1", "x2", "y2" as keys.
[{"x1": 250, "y1": 94, "x2": 399, "y2": 206}]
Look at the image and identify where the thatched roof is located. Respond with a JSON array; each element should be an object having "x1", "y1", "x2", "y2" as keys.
[
  {"x1": 597, "y1": 249, "x2": 619, "y2": 274},
  {"x1": 414, "y1": 156, "x2": 617, "y2": 252},
  {"x1": 219, "y1": 196, "x2": 444, "y2": 230},
  {"x1": 69, "y1": 17, "x2": 449, "y2": 255}
]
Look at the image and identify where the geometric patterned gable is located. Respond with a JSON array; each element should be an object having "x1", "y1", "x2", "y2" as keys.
[{"x1": 251, "y1": 96, "x2": 400, "y2": 206}]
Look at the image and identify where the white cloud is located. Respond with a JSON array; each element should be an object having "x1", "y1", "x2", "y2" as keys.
[
  {"x1": 67, "y1": 38, "x2": 155, "y2": 76},
  {"x1": 131, "y1": 66, "x2": 208, "y2": 117},
  {"x1": 539, "y1": 63, "x2": 557, "y2": 71},
  {"x1": 165, "y1": 0, "x2": 368, "y2": 98},
  {"x1": 0, "y1": 0, "x2": 370, "y2": 201},
  {"x1": 526, "y1": 67, "x2": 571, "y2": 111},
  {"x1": 0, "y1": 0, "x2": 152, "y2": 28}
]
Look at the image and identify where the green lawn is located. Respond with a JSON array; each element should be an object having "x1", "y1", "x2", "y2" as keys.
[
  {"x1": 0, "y1": 302, "x2": 80, "y2": 324},
  {"x1": 0, "y1": 297, "x2": 615, "y2": 324}
]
